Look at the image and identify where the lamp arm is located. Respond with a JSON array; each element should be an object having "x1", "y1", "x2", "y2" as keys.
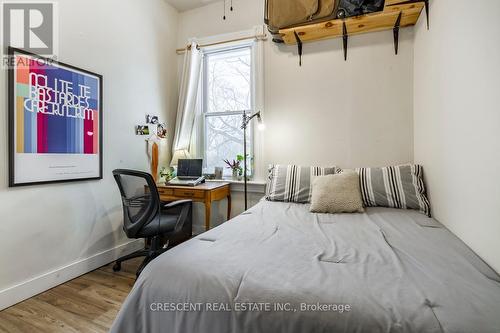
[
  {"x1": 247, "y1": 111, "x2": 261, "y2": 122},
  {"x1": 242, "y1": 111, "x2": 261, "y2": 129}
]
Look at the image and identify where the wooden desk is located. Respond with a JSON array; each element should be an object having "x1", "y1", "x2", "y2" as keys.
[{"x1": 157, "y1": 182, "x2": 231, "y2": 231}]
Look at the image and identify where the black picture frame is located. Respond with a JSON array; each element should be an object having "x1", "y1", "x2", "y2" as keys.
[{"x1": 8, "y1": 47, "x2": 103, "y2": 187}]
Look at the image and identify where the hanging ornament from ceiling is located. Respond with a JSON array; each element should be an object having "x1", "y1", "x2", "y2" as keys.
[{"x1": 223, "y1": 0, "x2": 234, "y2": 20}]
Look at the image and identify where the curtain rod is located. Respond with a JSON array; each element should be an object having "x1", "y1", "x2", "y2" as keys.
[{"x1": 176, "y1": 33, "x2": 267, "y2": 54}]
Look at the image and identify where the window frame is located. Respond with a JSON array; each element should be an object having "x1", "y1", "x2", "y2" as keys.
[{"x1": 200, "y1": 41, "x2": 256, "y2": 178}]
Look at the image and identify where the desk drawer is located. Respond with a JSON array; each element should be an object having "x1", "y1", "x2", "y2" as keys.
[
  {"x1": 158, "y1": 188, "x2": 174, "y2": 196},
  {"x1": 173, "y1": 189, "x2": 205, "y2": 199}
]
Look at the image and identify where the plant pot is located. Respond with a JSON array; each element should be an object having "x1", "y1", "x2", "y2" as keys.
[{"x1": 232, "y1": 169, "x2": 239, "y2": 181}]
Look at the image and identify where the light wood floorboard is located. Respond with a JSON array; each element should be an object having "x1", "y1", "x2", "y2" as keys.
[{"x1": 0, "y1": 258, "x2": 141, "y2": 333}]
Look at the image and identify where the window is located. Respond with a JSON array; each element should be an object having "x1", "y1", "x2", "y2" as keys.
[{"x1": 202, "y1": 45, "x2": 254, "y2": 177}]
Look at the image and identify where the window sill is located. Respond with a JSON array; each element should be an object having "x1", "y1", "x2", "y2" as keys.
[{"x1": 206, "y1": 179, "x2": 266, "y2": 193}]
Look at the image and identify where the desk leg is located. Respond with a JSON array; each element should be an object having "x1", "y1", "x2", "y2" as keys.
[
  {"x1": 227, "y1": 194, "x2": 231, "y2": 220},
  {"x1": 205, "y1": 199, "x2": 211, "y2": 231}
]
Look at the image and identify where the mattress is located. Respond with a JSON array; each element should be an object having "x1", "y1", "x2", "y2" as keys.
[{"x1": 110, "y1": 201, "x2": 500, "y2": 333}]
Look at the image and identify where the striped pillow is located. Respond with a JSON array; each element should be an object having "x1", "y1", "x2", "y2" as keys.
[
  {"x1": 355, "y1": 165, "x2": 431, "y2": 216},
  {"x1": 266, "y1": 165, "x2": 340, "y2": 203}
]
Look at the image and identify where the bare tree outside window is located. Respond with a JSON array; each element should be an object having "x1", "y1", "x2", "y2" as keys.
[{"x1": 204, "y1": 47, "x2": 253, "y2": 177}]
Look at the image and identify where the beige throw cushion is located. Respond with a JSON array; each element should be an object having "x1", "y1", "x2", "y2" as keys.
[{"x1": 310, "y1": 171, "x2": 365, "y2": 214}]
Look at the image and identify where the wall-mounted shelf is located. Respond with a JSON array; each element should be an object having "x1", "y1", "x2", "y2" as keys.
[{"x1": 278, "y1": 1, "x2": 425, "y2": 45}]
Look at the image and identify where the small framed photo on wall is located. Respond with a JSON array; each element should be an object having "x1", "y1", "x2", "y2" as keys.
[{"x1": 8, "y1": 47, "x2": 103, "y2": 187}]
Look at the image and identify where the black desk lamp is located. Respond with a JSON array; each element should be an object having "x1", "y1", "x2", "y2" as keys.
[{"x1": 241, "y1": 110, "x2": 265, "y2": 210}]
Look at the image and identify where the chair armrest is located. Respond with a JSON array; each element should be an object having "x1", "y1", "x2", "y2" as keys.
[
  {"x1": 162, "y1": 199, "x2": 192, "y2": 210},
  {"x1": 161, "y1": 199, "x2": 193, "y2": 235}
]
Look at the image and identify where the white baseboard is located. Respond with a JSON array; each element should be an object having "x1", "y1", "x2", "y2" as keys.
[{"x1": 0, "y1": 239, "x2": 144, "y2": 311}]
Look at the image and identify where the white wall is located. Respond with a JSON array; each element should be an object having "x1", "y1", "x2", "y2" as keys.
[
  {"x1": 0, "y1": 0, "x2": 179, "y2": 309},
  {"x1": 178, "y1": 0, "x2": 415, "y2": 171},
  {"x1": 178, "y1": 0, "x2": 415, "y2": 231},
  {"x1": 414, "y1": 0, "x2": 500, "y2": 273}
]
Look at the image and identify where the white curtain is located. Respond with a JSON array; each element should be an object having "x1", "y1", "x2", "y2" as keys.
[{"x1": 172, "y1": 41, "x2": 202, "y2": 155}]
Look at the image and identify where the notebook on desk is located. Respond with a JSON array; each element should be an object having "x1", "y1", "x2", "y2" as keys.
[{"x1": 168, "y1": 159, "x2": 205, "y2": 186}]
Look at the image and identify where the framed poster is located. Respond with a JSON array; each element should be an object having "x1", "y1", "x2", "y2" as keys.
[{"x1": 8, "y1": 47, "x2": 103, "y2": 187}]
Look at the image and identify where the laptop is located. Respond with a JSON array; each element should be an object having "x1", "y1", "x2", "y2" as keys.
[{"x1": 168, "y1": 159, "x2": 205, "y2": 186}]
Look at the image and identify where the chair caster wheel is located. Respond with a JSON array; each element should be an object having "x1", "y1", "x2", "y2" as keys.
[{"x1": 113, "y1": 262, "x2": 121, "y2": 272}]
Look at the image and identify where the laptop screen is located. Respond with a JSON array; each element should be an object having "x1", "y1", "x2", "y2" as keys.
[{"x1": 177, "y1": 159, "x2": 203, "y2": 178}]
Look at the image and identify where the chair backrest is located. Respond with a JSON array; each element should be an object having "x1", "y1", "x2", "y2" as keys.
[{"x1": 112, "y1": 169, "x2": 160, "y2": 239}]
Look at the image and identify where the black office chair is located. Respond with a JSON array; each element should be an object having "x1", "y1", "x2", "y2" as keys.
[{"x1": 112, "y1": 169, "x2": 192, "y2": 277}]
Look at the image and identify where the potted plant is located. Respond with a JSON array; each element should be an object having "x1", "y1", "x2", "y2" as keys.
[
  {"x1": 159, "y1": 167, "x2": 175, "y2": 183},
  {"x1": 223, "y1": 158, "x2": 243, "y2": 181}
]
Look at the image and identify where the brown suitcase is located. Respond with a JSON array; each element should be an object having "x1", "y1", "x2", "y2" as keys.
[{"x1": 265, "y1": 0, "x2": 338, "y2": 42}]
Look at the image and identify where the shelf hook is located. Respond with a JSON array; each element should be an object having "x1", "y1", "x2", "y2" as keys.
[
  {"x1": 294, "y1": 31, "x2": 303, "y2": 66},
  {"x1": 342, "y1": 22, "x2": 348, "y2": 61},
  {"x1": 393, "y1": 11, "x2": 402, "y2": 55},
  {"x1": 424, "y1": 0, "x2": 429, "y2": 30}
]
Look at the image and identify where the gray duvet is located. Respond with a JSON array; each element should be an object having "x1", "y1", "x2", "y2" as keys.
[{"x1": 110, "y1": 201, "x2": 500, "y2": 333}]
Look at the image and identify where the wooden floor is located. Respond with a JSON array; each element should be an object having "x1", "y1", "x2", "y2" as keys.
[{"x1": 0, "y1": 258, "x2": 141, "y2": 333}]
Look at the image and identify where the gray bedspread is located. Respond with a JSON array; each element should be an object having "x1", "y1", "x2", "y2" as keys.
[{"x1": 110, "y1": 201, "x2": 500, "y2": 333}]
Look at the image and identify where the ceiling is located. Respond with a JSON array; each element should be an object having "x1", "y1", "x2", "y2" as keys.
[{"x1": 165, "y1": 0, "x2": 221, "y2": 12}]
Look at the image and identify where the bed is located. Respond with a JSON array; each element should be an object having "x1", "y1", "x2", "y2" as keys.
[{"x1": 110, "y1": 200, "x2": 500, "y2": 333}]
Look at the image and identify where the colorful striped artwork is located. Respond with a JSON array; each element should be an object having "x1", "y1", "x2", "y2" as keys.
[
  {"x1": 14, "y1": 54, "x2": 100, "y2": 155},
  {"x1": 9, "y1": 48, "x2": 103, "y2": 187}
]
